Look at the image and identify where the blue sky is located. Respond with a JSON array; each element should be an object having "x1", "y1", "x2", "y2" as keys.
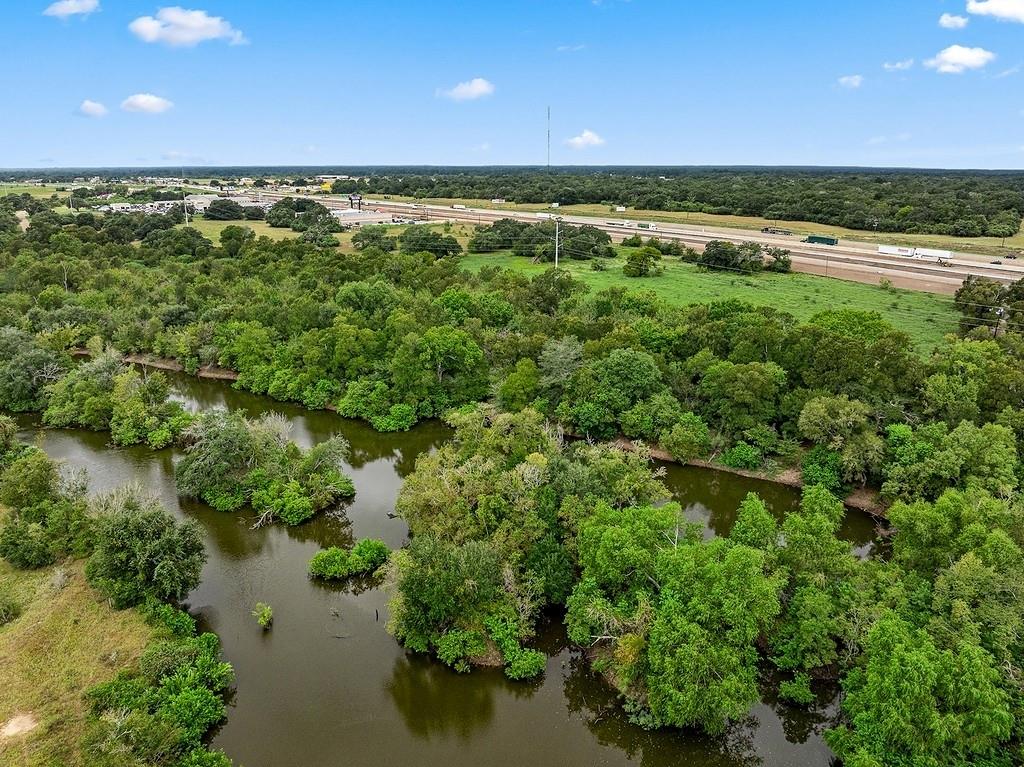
[{"x1": 2, "y1": 0, "x2": 1023, "y2": 169}]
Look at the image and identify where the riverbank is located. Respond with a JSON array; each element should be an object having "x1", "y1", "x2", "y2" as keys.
[
  {"x1": 0, "y1": 557, "x2": 155, "y2": 767},
  {"x1": 124, "y1": 353, "x2": 239, "y2": 381},
  {"x1": 612, "y1": 438, "x2": 886, "y2": 517},
  {"x1": 116, "y1": 353, "x2": 889, "y2": 519}
]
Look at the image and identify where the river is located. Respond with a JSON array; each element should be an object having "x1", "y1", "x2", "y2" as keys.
[{"x1": 16, "y1": 372, "x2": 877, "y2": 767}]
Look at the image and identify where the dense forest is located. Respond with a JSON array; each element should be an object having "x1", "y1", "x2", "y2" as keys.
[{"x1": 3, "y1": 193, "x2": 1024, "y2": 764}]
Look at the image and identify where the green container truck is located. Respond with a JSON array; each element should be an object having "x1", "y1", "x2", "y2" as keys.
[{"x1": 804, "y1": 235, "x2": 839, "y2": 246}]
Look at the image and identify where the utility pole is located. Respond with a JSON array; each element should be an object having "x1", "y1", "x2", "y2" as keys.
[
  {"x1": 554, "y1": 216, "x2": 561, "y2": 269},
  {"x1": 181, "y1": 167, "x2": 190, "y2": 226}
]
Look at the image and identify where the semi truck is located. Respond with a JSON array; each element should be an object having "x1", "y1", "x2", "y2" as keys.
[
  {"x1": 877, "y1": 245, "x2": 954, "y2": 265},
  {"x1": 804, "y1": 235, "x2": 839, "y2": 246}
]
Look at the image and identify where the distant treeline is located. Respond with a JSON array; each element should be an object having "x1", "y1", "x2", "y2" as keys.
[
  {"x1": 357, "y1": 169, "x2": 1024, "y2": 238},
  {"x1": 8, "y1": 166, "x2": 1023, "y2": 237}
]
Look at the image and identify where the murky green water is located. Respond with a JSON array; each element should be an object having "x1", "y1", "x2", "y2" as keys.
[{"x1": 16, "y1": 372, "x2": 877, "y2": 767}]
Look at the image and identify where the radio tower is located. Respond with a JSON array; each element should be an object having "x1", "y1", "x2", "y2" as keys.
[{"x1": 546, "y1": 106, "x2": 551, "y2": 170}]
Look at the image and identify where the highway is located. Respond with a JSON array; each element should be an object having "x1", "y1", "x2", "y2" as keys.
[{"x1": 243, "y1": 190, "x2": 1024, "y2": 294}]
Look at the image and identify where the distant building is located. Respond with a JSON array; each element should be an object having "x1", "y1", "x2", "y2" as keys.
[
  {"x1": 330, "y1": 209, "x2": 392, "y2": 227},
  {"x1": 185, "y1": 194, "x2": 220, "y2": 213}
]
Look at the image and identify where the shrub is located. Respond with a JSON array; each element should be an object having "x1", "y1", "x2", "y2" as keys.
[
  {"x1": 659, "y1": 413, "x2": 711, "y2": 462},
  {"x1": 0, "y1": 520, "x2": 55, "y2": 569},
  {"x1": 779, "y1": 673, "x2": 816, "y2": 705},
  {"x1": 524, "y1": 533, "x2": 574, "y2": 605},
  {"x1": 140, "y1": 597, "x2": 197, "y2": 638},
  {"x1": 801, "y1": 445, "x2": 845, "y2": 494},
  {"x1": 371, "y1": 403, "x2": 417, "y2": 432},
  {"x1": 178, "y1": 749, "x2": 233, "y2": 767},
  {"x1": 435, "y1": 629, "x2": 488, "y2": 672},
  {"x1": 0, "y1": 589, "x2": 20, "y2": 626},
  {"x1": 485, "y1": 612, "x2": 546, "y2": 681},
  {"x1": 309, "y1": 538, "x2": 390, "y2": 579},
  {"x1": 86, "y1": 488, "x2": 206, "y2": 608},
  {"x1": 251, "y1": 479, "x2": 315, "y2": 526},
  {"x1": 721, "y1": 442, "x2": 763, "y2": 470},
  {"x1": 505, "y1": 648, "x2": 547, "y2": 680},
  {"x1": 0, "y1": 448, "x2": 59, "y2": 512},
  {"x1": 621, "y1": 392, "x2": 685, "y2": 441},
  {"x1": 252, "y1": 602, "x2": 273, "y2": 629},
  {"x1": 38, "y1": 498, "x2": 95, "y2": 559}
]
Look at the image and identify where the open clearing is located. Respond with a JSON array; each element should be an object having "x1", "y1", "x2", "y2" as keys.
[
  {"x1": 0, "y1": 185, "x2": 66, "y2": 200},
  {"x1": 0, "y1": 558, "x2": 154, "y2": 767},
  {"x1": 185, "y1": 217, "x2": 295, "y2": 242},
  {"x1": 460, "y1": 250, "x2": 957, "y2": 350}
]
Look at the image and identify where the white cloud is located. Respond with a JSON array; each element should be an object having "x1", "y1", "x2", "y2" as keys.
[
  {"x1": 566, "y1": 129, "x2": 605, "y2": 149},
  {"x1": 939, "y1": 13, "x2": 969, "y2": 28},
  {"x1": 471, "y1": 141, "x2": 491, "y2": 152},
  {"x1": 129, "y1": 7, "x2": 246, "y2": 47},
  {"x1": 883, "y1": 59, "x2": 914, "y2": 71},
  {"x1": 121, "y1": 93, "x2": 174, "y2": 113},
  {"x1": 838, "y1": 74, "x2": 864, "y2": 88},
  {"x1": 438, "y1": 77, "x2": 495, "y2": 101},
  {"x1": 78, "y1": 99, "x2": 107, "y2": 117},
  {"x1": 967, "y1": 0, "x2": 1024, "y2": 22},
  {"x1": 43, "y1": 0, "x2": 98, "y2": 18},
  {"x1": 925, "y1": 45, "x2": 996, "y2": 73},
  {"x1": 556, "y1": 44, "x2": 586, "y2": 52},
  {"x1": 995, "y1": 63, "x2": 1022, "y2": 77}
]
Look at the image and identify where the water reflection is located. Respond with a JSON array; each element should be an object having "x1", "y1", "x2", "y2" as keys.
[
  {"x1": 386, "y1": 654, "x2": 499, "y2": 741},
  {"x1": 10, "y1": 371, "x2": 870, "y2": 767}
]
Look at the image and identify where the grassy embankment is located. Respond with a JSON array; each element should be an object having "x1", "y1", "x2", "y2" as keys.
[
  {"x1": 0, "y1": 553, "x2": 155, "y2": 767},
  {"x1": 364, "y1": 194, "x2": 1024, "y2": 258}
]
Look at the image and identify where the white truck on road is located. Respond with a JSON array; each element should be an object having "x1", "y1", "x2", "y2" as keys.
[{"x1": 878, "y1": 245, "x2": 954, "y2": 265}]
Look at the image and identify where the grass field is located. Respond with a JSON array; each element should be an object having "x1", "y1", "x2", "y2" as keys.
[
  {"x1": 461, "y1": 250, "x2": 958, "y2": 350},
  {"x1": 1, "y1": 184, "x2": 66, "y2": 200},
  {"x1": 185, "y1": 217, "x2": 296, "y2": 242},
  {"x1": 0, "y1": 558, "x2": 154, "y2": 767},
  {"x1": 366, "y1": 194, "x2": 1024, "y2": 258}
]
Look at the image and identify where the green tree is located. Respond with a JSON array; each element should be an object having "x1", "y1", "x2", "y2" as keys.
[
  {"x1": 86, "y1": 488, "x2": 206, "y2": 608},
  {"x1": 827, "y1": 614, "x2": 1012, "y2": 767}
]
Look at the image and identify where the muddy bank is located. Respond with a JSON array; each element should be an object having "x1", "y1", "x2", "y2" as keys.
[{"x1": 613, "y1": 437, "x2": 887, "y2": 518}]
